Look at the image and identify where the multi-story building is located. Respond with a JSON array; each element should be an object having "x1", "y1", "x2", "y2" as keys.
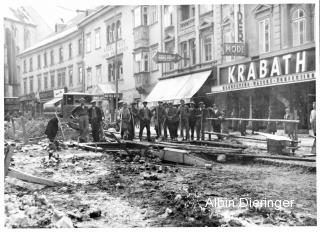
[
  {"x1": 78, "y1": 5, "x2": 163, "y2": 120},
  {"x1": 17, "y1": 12, "x2": 89, "y2": 115},
  {"x1": 15, "y1": 4, "x2": 315, "y2": 130},
  {"x1": 209, "y1": 4, "x2": 315, "y2": 129},
  {"x1": 4, "y1": 7, "x2": 52, "y2": 102}
]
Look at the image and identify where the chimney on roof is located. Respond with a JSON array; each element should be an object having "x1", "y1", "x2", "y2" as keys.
[{"x1": 55, "y1": 23, "x2": 66, "y2": 33}]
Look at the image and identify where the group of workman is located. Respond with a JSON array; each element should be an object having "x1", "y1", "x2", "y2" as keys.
[
  {"x1": 45, "y1": 97, "x2": 316, "y2": 144},
  {"x1": 118, "y1": 99, "x2": 228, "y2": 142},
  {"x1": 50, "y1": 97, "x2": 230, "y2": 143}
]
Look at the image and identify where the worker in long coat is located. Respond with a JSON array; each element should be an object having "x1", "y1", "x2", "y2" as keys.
[
  {"x1": 177, "y1": 99, "x2": 190, "y2": 140},
  {"x1": 119, "y1": 102, "x2": 132, "y2": 139},
  {"x1": 239, "y1": 107, "x2": 247, "y2": 136},
  {"x1": 166, "y1": 102, "x2": 179, "y2": 140},
  {"x1": 151, "y1": 101, "x2": 167, "y2": 139},
  {"x1": 211, "y1": 104, "x2": 223, "y2": 140},
  {"x1": 71, "y1": 98, "x2": 89, "y2": 143},
  {"x1": 138, "y1": 101, "x2": 153, "y2": 141},
  {"x1": 188, "y1": 101, "x2": 197, "y2": 140},
  {"x1": 88, "y1": 99, "x2": 104, "y2": 142},
  {"x1": 284, "y1": 107, "x2": 295, "y2": 139}
]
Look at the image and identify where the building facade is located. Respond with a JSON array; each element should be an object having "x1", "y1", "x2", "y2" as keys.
[
  {"x1": 4, "y1": 7, "x2": 52, "y2": 100},
  {"x1": 17, "y1": 12, "x2": 88, "y2": 115},
  {"x1": 15, "y1": 4, "x2": 316, "y2": 129},
  {"x1": 210, "y1": 4, "x2": 315, "y2": 130}
]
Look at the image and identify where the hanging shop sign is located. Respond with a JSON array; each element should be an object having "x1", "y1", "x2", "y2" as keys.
[
  {"x1": 211, "y1": 49, "x2": 315, "y2": 93},
  {"x1": 103, "y1": 92, "x2": 122, "y2": 100},
  {"x1": 39, "y1": 90, "x2": 54, "y2": 101},
  {"x1": 223, "y1": 43, "x2": 248, "y2": 56},
  {"x1": 53, "y1": 88, "x2": 65, "y2": 98},
  {"x1": 153, "y1": 52, "x2": 186, "y2": 63}
]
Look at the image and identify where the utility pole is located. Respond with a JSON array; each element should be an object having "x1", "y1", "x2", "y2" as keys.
[{"x1": 114, "y1": 6, "x2": 119, "y2": 121}]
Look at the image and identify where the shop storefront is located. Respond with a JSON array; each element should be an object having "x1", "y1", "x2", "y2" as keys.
[
  {"x1": 210, "y1": 47, "x2": 315, "y2": 130},
  {"x1": 88, "y1": 83, "x2": 122, "y2": 122},
  {"x1": 39, "y1": 88, "x2": 65, "y2": 115}
]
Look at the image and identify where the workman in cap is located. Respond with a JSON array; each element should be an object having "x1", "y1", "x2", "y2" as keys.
[
  {"x1": 195, "y1": 101, "x2": 209, "y2": 140},
  {"x1": 129, "y1": 102, "x2": 139, "y2": 139},
  {"x1": 177, "y1": 99, "x2": 190, "y2": 140},
  {"x1": 119, "y1": 102, "x2": 132, "y2": 139},
  {"x1": 45, "y1": 112, "x2": 63, "y2": 159},
  {"x1": 188, "y1": 101, "x2": 197, "y2": 140},
  {"x1": 71, "y1": 97, "x2": 89, "y2": 142},
  {"x1": 151, "y1": 101, "x2": 167, "y2": 139},
  {"x1": 138, "y1": 101, "x2": 153, "y2": 141},
  {"x1": 88, "y1": 98, "x2": 104, "y2": 142},
  {"x1": 166, "y1": 102, "x2": 179, "y2": 140},
  {"x1": 211, "y1": 104, "x2": 223, "y2": 140}
]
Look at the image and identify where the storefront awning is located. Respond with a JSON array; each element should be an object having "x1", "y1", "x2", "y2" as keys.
[
  {"x1": 43, "y1": 97, "x2": 62, "y2": 109},
  {"x1": 145, "y1": 70, "x2": 212, "y2": 105}
]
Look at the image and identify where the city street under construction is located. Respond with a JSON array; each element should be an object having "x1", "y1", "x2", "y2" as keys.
[{"x1": 4, "y1": 117, "x2": 316, "y2": 228}]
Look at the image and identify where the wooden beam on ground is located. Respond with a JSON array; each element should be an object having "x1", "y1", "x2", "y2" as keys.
[
  {"x1": 7, "y1": 168, "x2": 64, "y2": 187},
  {"x1": 4, "y1": 145, "x2": 14, "y2": 177},
  {"x1": 73, "y1": 143, "x2": 104, "y2": 152},
  {"x1": 20, "y1": 116, "x2": 28, "y2": 144},
  {"x1": 203, "y1": 131, "x2": 266, "y2": 142},
  {"x1": 155, "y1": 141, "x2": 243, "y2": 154},
  {"x1": 207, "y1": 117, "x2": 300, "y2": 123}
]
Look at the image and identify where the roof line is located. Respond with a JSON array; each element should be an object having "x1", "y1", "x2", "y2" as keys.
[{"x1": 77, "y1": 5, "x2": 115, "y2": 27}]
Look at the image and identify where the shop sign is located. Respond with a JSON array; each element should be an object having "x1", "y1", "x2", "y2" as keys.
[
  {"x1": 223, "y1": 43, "x2": 248, "y2": 56},
  {"x1": 39, "y1": 90, "x2": 54, "y2": 100},
  {"x1": 153, "y1": 52, "x2": 184, "y2": 63},
  {"x1": 211, "y1": 71, "x2": 315, "y2": 93},
  {"x1": 54, "y1": 88, "x2": 65, "y2": 98},
  {"x1": 105, "y1": 40, "x2": 127, "y2": 59},
  {"x1": 211, "y1": 49, "x2": 315, "y2": 93},
  {"x1": 103, "y1": 93, "x2": 122, "y2": 99}
]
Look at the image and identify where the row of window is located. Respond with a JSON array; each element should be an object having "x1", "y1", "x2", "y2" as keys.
[
  {"x1": 23, "y1": 65, "x2": 84, "y2": 94},
  {"x1": 85, "y1": 21, "x2": 122, "y2": 53},
  {"x1": 258, "y1": 8, "x2": 306, "y2": 53},
  {"x1": 23, "y1": 38, "x2": 83, "y2": 73}
]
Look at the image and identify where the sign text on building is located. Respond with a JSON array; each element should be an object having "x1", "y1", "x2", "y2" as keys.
[{"x1": 223, "y1": 43, "x2": 248, "y2": 56}]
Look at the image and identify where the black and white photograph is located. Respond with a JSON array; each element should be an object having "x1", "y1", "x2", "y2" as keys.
[{"x1": 2, "y1": 0, "x2": 318, "y2": 229}]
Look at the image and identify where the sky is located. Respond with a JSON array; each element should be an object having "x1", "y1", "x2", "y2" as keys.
[{"x1": 4, "y1": 0, "x2": 108, "y2": 30}]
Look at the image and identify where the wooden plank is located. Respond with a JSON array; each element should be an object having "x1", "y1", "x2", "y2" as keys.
[
  {"x1": 20, "y1": 116, "x2": 28, "y2": 144},
  {"x1": 11, "y1": 117, "x2": 16, "y2": 140},
  {"x1": 4, "y1": 146, "x2": 14, "y2": 177},
  {"x1": 207, "y1": 117, "x2": 300, "y2": 123},
  {"x1": 203, "y1": 131, "x2": 266, "y2": 142},
  {"x1": 157, "y1": 148, "x2": 210, "y2": 167},
  {"x1": 256, "y1": 132, "x2": 293, "y2": 141},
  {"x1": 156, "y1": 141, "x2": 243, "y2": 153},
  {"x1": 74, "y1": 143, "x2": 104, "y2": 152},
  {"x1": 7, "y1": 168, "x2": 64, "y2": 186}
]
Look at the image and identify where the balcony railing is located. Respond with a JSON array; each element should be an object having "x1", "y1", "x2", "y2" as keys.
[
  {"x1": 133, "y1": 72, "x2": 150, "y2": 94},
  {"x1": 179, "y1": 17, "x2": 195, "y2": 35},
  {"x1": 133, "y1": 25, "x2": 149, "y2": 49}
]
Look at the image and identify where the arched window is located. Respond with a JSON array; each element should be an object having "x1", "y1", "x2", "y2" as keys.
[
  {"x1": 292, "y1": 8, "x2": 306, "y2": 46},
  {"x1": 116, "y1": 20, "x2": 121, "y2": 40},
  {"x1": 117, "y1": 60, "x2": 123, "y2": 79},
  {"x1": 107, "y1": 25, "x2": 110, "y2": 44},
  {"x1": 111, "y1": 23, "x2": 115, "y2": 42}
]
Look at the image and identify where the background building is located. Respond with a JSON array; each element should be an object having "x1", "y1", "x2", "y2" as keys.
[
  {"x1": 17, "y1": 11, "x2": 90, "y2": 116},
  {"x1": 4, "y1": 6, "x2": 52, "y2": 107}
]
